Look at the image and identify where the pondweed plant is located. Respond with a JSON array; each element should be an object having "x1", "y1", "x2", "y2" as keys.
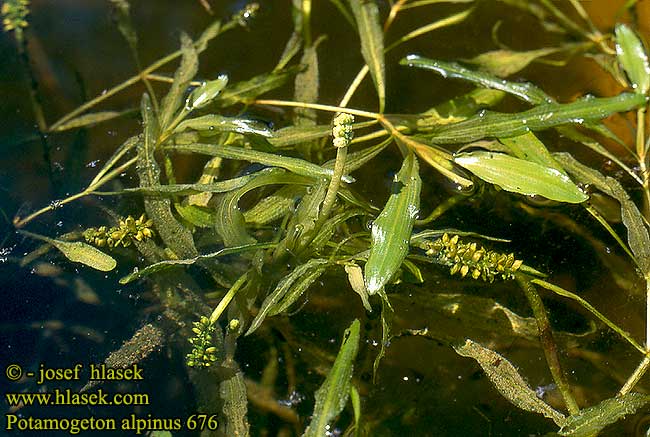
[{"x1": 8, "y1": 0, "x2": 650, "y2": 435}]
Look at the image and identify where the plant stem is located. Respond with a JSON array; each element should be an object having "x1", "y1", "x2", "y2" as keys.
[
  {"x1": 517, "y1": 277, "x2": 580, "y2": 415},
  {"x1": 619, "y1": 354, "x2": 650, "y2": 396},
  {"x1": 315, "y1": 145, "x2": 347, "y2": 231},
  {"x1": 209, "y1": 272, "x2": 249, "y2": 325},
  {"x1": 254, "y1": 99, "x2": 379, "y2": 120}
]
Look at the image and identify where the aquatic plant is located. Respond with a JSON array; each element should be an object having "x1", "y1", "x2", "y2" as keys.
[{"x1": 8, "y1": 0, "x2": 650, "y2": 435}]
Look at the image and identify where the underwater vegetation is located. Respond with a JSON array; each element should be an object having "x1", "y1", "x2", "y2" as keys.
[{"x1": 5, "y1": 0, "x2": 650, "y2": 435}]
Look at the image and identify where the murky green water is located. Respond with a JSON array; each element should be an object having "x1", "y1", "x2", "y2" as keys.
[{"x1": 2, "y1": 1, "x2": 650, "y2": 436}]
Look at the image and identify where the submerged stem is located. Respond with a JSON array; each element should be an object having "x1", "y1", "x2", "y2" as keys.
[
  {"x1": 517, "y1": 277, "x2": 580, "y2": 415},
  {"x1": 619, "y1": 354, "x2": 650, "y2": 396},
  {"x1": 209, "y1": 273, "x2": 249, "y2": 325}
]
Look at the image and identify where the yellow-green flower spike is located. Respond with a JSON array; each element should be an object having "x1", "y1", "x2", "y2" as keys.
[
  {"x1": 2, "y1": 0, "x2": 29, "y2": 34},
  {"x1": 419, "y1": 233, "x2": 523, "y2": 282},
  {"x1": 332, "y1": 112, "x2": 354, "y2": 148},
  {"x1": 83, "y1": 214, "x2": 155, "y2": 250},
  {"x1": 186, "y1": 316, "x2": 218, "y2": 368}
]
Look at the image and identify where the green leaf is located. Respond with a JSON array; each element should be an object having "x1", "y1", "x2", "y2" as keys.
[
  {"x1": 365, "y1": 153, "x2": 421, "y2": 294},
  {"x1": 454, "y1": 151, "x2": 587, "y2": 203},
  {"x1": 349, "y1": 0, "x2": 385, "y2": 112},
  {"x1": 269, "y1": 120, "x2": 376, "y2": 148},
  {"x1": 499, "y1": 131, "x2": 566, "y2": 175},
  {"x1": 454, "y1": 339, "x2": 566, "y2": 426},
  {"x1": 174, "y1": 114, "x2": 272, "y2": 137},
  {"x1": 386, "y1": 8, "x2": 473, "y2": 52},
  {"x1": 424, "y1": 93, "x2": 646, "y2": 144},
  {"x1": 51, "y1": 110, "x2": 130, "y2": 132},
  {"x1": 137, "y1": 93, "x2": 198, "y2": 258},
  {"x1": 119, "y1": 243, "x2": 274, "y2": 284},
  {"x1": 21, "y1": 231, "x2": 116, "y2": 272},
  {"x1": 122, "y1": 173, "x2": 258, "y2": 196},
  {"x1": 186, "y1": 75, "x2": 229, "y2": 110},
  {"x1": 559, "y1": 393, "x2": 650, "y2": 436},
  {"x1": 174, "y1": 203, "x2": 215, "y2": 228},
  {"x1": 401, "y1": 55, "x2": 552, "y2": 104},
  {"x1": 465, "y1": 47, "x2": 563, "y2": 77},
  {"x1": 243, "y1": 185, "x2": 303, "y2": 225},
  {"x1": 159, "y1": 33, "x2": 198, "y2": 130},
  {"x1": 167, "y1": 142, "x2": 353, "y2": 182},
  {"x1": 214, "y1": 168, "x2": 311, "y2": 247},
  {"x1": 110, "y1": 0, "x2": 138, "y2": 53},
  {"x1": 247, "y1": 259, "x2": 330, "y2": 336},
  {"x1": 303, "y1": 319, "x2": 361, "y2": 437},
  {"x1": 215, "y1": 66, "x2": 301, "y2": 107},
  {"x1": 615, "y1": 24, "x2": 650, "y2": 95}
]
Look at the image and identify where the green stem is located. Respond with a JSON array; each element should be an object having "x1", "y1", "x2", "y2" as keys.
[
  {"x1": 209, "y1": 273, "x2": 249, "y2": 325},
  {"x1": 619, "y1": 354, "x2": 650, "y2": 396},
  {"x1": 517, "y1": 276, "x2": 580, "y2": 415}
]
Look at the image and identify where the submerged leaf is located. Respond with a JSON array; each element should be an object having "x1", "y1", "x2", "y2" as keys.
[
  {"x1": 425, "y1": 93, "x2": 645, "y2": 144},
  {"x1": 454, "y1": 151, "x2": 587, "y2": 203},
  {"x1": 466, "y1": 47, "x2": 563, "y2": 77},
  {"x1": 159, "y1": 33, "x2": 198, "y2": 130},
  {"x1": 21, "y1": 231, "x2": 116, "y2": 272},
  {"x1": 615, "y1": 24, "x2": 650, "y2": 95},
  {"x1": 499, "y1": 132, "x2": 566, "y2": 175},
  {"x1": 304, "y1": 319, "x2": 361, "y2": 437},
  {"x1": 365, "y1": 153, "x2": 421, "y2": 294},
  {"x1": 349, "y1": 0, "x2": 385, "y2": 112},
  {"x1": 247, "y1": 259, "x2": 330, "y2": 335},
  {"x1": 174, "y1": 114, "x2": 272, "y2": 137},
  {"x1": 454, "y1": 339, "x2": 566, "y2": 426},
  {"x1": 559, "y1": 393, "x2": 650, "y2": 436},
  {"x1": 401, "y1": 55, "x2": 552, "y2": 104},
  {"x1": 51, "y1": 111, "x2": 128, "y2": 132},
  {"x1": 215, "y1": 66, "x2": 301, "y2": 107}
]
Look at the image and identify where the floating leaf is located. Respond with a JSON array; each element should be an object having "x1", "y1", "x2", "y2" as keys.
[
  {"x1": 401, "y1": 55, "x2": 552, "y2": 104},
  {"x1": 466, "y1": 47, "x2": 563, "y2": 77},
  {"x1": 365, "y1": 153, "x2": 421, "y2": 295},
  {"x1": 21, "y1": 231, "x2": 116, "y2": 272},
  {"x1": 174, "y1": 114, "x2": 272, "y2": 137},
  {"x1": 454, "y1": 339, "x2": 566, "y2": 426},
  {"x1": 247, "y1": 259, "x2": 330, "y2": 335},
  {"x1": 559, "y1": 393, "x2": 650, "y2": 436},
  {"x1": 425, "y1": 93, "x2": 645, "y2": 144},
  {"x1": 349, "y1": 0, "x2": 385, "y2": 112},
  {"x1": 303, "y1": 319, "x2": 360, "y2": 437},
  {"x1": 454, "y1": 151, "x2": 587, "y2": 203},
  {"x1": 615, "y1": 23, "x2": 650, "y2": 95}
]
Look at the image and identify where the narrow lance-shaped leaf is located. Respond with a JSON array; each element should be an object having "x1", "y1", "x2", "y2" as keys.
[
  {"x1": 138, "y1": 93, "x2": 198, "y2": 258},
  {"x1": 454, "y1": 339, "x2": 566, "y2": 426},
  {"x1": 159, "y1": 33, "x2": 198, "y2": 129},
  {"x1": 167, "y1": 142, "x2": 354, "y2": 182},
  {"x1": 499, "y1": 131, "x2": 566, "y2": 175},
  {"x1": 303, "y1": 319, "x2": 361, "y2": 437},
  {"x1": 51, "y1": 110, "x2": 131, "y2": 132},
  {"x1": 425, "y1": 92, "x2": 646, "y2": 144},
  {"x1": 559, "y1": 393, "x2": 650, "y2": 437},
  {"x1": 454, "y1": 151, "x2": 588, "y2": 203},
  {"x1": 215, "y1": 66, "x2": 301, "y2": 107},
  {"x1": 349, "y1": 0, "x2": 386, "y2": 112},
  {"x1": 174, "y1": 114, "x2": 272, "y2": 137},
  {"x1": 465, "y1": 47, "x2": 564, "y2": 78},
  {"x1": 401, "y1": 55, "x2": 552, "y2": 104},
  {"x1": 615, "y1": 23, "x2": 650, "y2": 95},
  {"x1": 246, "y1": 259, "x2": 330, "y2": 336},
  {"x1": 21, "y1": 231, "x2": 116, "y2": 272},
  {"x1": 365, "y1": 153, "x2": 421, "y2": 294}
]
